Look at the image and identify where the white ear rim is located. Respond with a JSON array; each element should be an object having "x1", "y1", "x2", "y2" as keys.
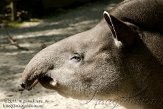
[
  {"x1": 103, "y1": 11, "x2": 118, "y2": 39},
  {"x1": 103, "y1": 11, "x2": 122, "y2": 48}
]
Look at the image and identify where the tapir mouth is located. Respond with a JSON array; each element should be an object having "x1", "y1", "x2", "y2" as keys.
[
  {"x1": 21, "y1": 72, "x2": 57, "y2": 91},
  {"x1": 21, "y1": 64, "x2": 55, "y2": 91},
  {"x1": 38, "y1": 74, "x2": 57, "y2": 89}
]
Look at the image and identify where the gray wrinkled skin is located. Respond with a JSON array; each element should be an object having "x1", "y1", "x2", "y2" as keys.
[{"x1": 21, "y1": 0, "x2": 163, "y2": 109}]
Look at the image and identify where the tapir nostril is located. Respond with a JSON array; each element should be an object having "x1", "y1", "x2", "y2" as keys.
[
  {"x1": 20, "y1": 79, "x2": 38, "y2": 91},
  {"x1": 21, "y1": 83, "x2": 26, "y2": 89}
]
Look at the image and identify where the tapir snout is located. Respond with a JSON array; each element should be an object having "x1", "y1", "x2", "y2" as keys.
[{"x1": 21, "y1": 18, "x2": 125, "y2": 99}]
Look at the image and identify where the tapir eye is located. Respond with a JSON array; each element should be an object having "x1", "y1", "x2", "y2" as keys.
[{"x1": 70, "y1": 53, "x2": 83, "y2": 62}]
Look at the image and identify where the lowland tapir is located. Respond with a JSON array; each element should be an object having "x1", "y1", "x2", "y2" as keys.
[{"x1": 21, "y1": 0, "x2": 163, "y2": 109}]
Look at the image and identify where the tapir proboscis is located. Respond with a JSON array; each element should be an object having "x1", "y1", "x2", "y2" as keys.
[{"x1": 21, "y1": 0, "x2": 163, "y2": 109}]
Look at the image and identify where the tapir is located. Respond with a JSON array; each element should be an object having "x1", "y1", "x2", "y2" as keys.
[{"x1": 21, "y1": 0, "x2": 163, "y2": 109}]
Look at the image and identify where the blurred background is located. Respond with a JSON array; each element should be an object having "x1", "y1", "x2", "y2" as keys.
[{"x1": 0, "y1": 0, "x2": 125, "y2": 109}]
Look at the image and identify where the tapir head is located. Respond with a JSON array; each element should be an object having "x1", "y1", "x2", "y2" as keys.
[{"x1": 21, "y1": 11, "x2": 139, "y2": 100}]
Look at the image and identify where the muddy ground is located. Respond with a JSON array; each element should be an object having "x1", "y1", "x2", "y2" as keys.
[{"x1": 0, "y1": 0, "x2": 126, "y2": 109}]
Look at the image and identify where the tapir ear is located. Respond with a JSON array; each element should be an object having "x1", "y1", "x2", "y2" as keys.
[{"x1": 103, "y1": 11, "x2": 138, "y2": 47}]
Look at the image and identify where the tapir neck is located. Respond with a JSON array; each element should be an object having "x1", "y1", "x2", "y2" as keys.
[
  {"x1": 122, "y1": 31, "x2": 163, "y2": 109},
  {"x1": 141, "y1": 31, "x2": 163, "y2": 65}
]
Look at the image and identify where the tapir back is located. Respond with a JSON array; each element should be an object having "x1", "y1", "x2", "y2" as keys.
[{"x1": 110, "y1": 0, "x2": 163, "y2": 32}]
